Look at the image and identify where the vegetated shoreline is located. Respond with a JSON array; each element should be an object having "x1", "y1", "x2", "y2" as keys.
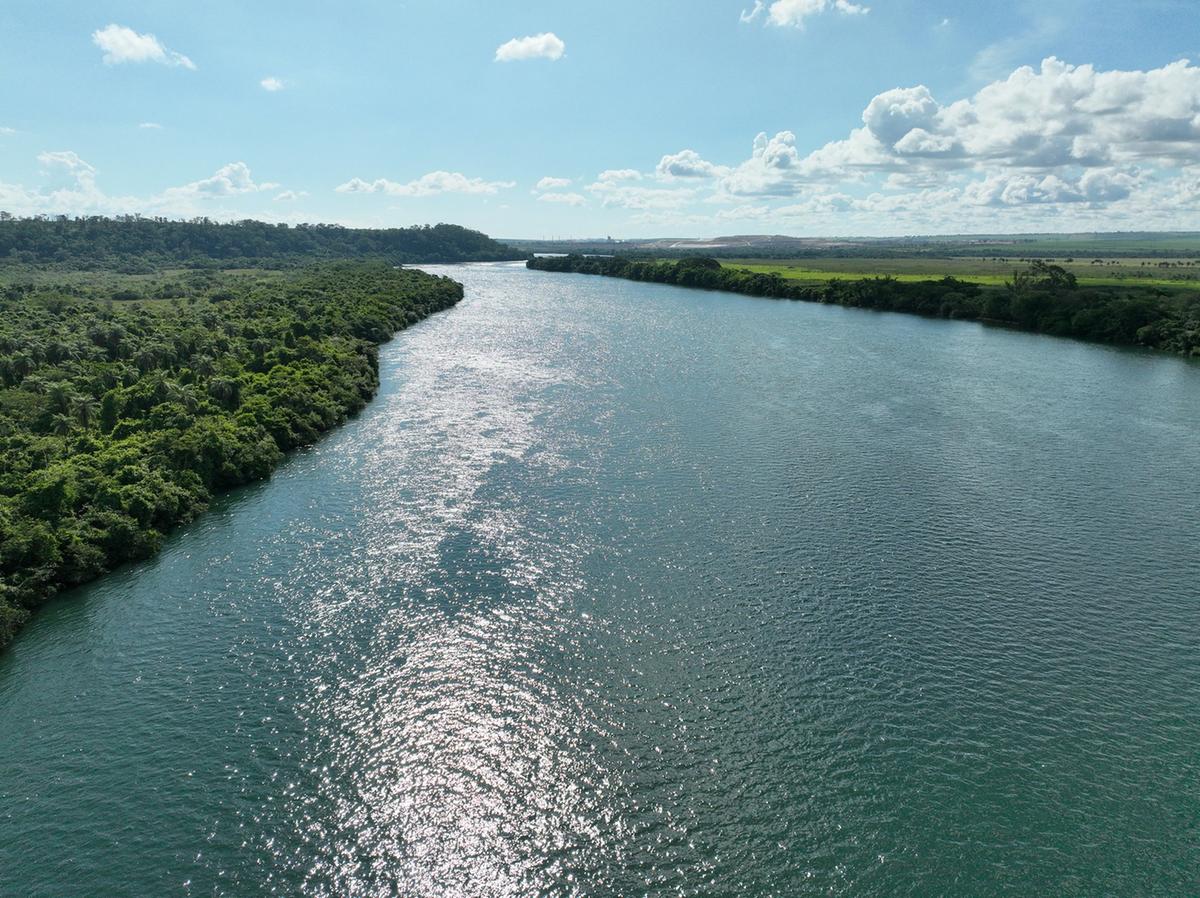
[
  {"x1": 528, "y1": 255, "x2": 1200, "y2": 356},
  {"x1": 0, "y1": 262, "x2": 464, "y2": 650}
]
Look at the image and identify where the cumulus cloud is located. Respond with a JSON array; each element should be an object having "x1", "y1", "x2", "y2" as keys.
[
  {"x1": 862, "y1": 86, "x2": 940, "y2": 146},
  {"x1": 596, "y1": 169, "x2": 643, "y2": 183},
  {"x1": 160, "y1": 162, "x2": 278, "y2": 199},
  {"x1": 586, "y1": 57, "x2": 1200, "y2": 233},
  {"x1": 0, "y1": 152, "x2": 298, "y2": 219},
  {"x1": 92, "y1": 24, "x2": 195, "y2": 69},
  {"x1": 495, "y1": 33, "x2": 565, "y2": 63},
  {"x1": 657, "y1": 149, "x2": 728, "y2": 179},
  {"x1": 848, "y1": 57, "x2": 1200, "y2": 173},
  {"x1": 587, "y1": 179, "x2": 696, "y2": 211},
  {"x1": 961, "y1": 170, "x2": 1138, "y2": 207},
  {"x1": 720, "y1": 131, "x2": 815, "y2": 196},
  {"x1": 261, "y1": 77, "x2": 285, "y2": 92},
  {"x1": 2, "y1": 151, "x2": 112, "y2": 214},
  {"x1": 536, "y1": 176, "x2": 573, "y2": 190},
  {"x1": 712, "y1": 57, "x2": 1200, "y2": 206},
  {"x1": 537, "y1": 192, "x2": 587, "y2": 207},
  {"x1": 336, "y1": 170, "x2": 516, "y2": 197},
  {"x1": 39, "y1": 151, "x2": 98, "y2": 186},
  {"x1": 274, "y1": 190, "x2": 308, "y2": 201},
  {"x1": 743, "y1": 0, "x2": 869, "y2": 28}
]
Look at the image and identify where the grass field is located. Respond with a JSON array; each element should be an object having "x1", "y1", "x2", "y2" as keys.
[{"x1": 714, "y1": 257, "x2": 1200, "y2": 290}]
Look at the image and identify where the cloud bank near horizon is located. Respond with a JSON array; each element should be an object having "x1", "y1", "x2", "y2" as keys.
[{"x1": 4, "y1": 56, "x2": 1199, "y2": 235}]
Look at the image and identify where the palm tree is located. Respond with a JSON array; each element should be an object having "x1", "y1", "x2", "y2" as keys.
[
  {"x1": 133, "y1": 348, "x2": 159, "y2": 373},
  {"x1": 71, "y1": 395, "x2": 99, "y2": 429},
  {"x1": 165, "y1": 381, "x2": 199, "y2": 412},
  {"x1": 98, "y1": 368, "x2": 122, "y2": 390},
  {"x1": 49, "y1": 413, "x2": 75, "y2": 436},
  {"x1": 22, "y1": 373, "x2": 48, "y2": 395},
  {"x1": 10, "y1": 352, "x2": 36, "y2": 380},
  {"x1": 46, "y1": 381, "x2": 74, "y2": 413},
  {"x1": 192, "y1": 354, "x2": 216, "y2": 378},
  {"x1": 208, "y1": 376, "x2": 240, "y2": 406}
]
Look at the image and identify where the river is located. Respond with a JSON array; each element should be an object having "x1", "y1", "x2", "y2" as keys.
[{"x1": 1, "y1": 261, "x2": 1198, "y2": 897}]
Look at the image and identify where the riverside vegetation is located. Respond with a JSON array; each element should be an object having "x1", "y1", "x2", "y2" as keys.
[
  {"x1": 0, "y1": 261, "x2": 464, "y2": 647},
  {"x1": 528, "y1": 255, "x2": 1200, "y2": 355}
]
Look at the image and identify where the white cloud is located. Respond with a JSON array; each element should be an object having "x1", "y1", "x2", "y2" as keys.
[
  {"x1": 586, "y1": 179, "x2": 697, "y2": 211},
  {"x1": 495, "y1": 33, "x2": 565, "y2": 63},
  {"x1": 336, "y1": 170, "x2": 516, "y2": 197},
  {"x1": 536, "y1": 176, "x2": 572, "y2": 190},
  {"x1": 161, "y1": 162, "x2": 278, "y2": 199},
  {"x1": 717, "y1": 203, "x2": 772, "y2": 221},
  {"x1": 261, "y1": 77, "x2": 285, "y2": 92},
  {"x1": 862, "y1": 86, "x2": 940, "y2": 146},
  {"x1": 657, "y1": 149, "x2": 729, "y2": 179},
  {"x1": 968, "y1": 7, "x2": 1065, "y2": 84},
  {"x1": 740, "y1": 2, "x2": 766, "y2": 23},
  {"x1": 582, "y1": 57, "x2": 1200, "y2": 234},
  {"x1": 744, "y1": 0, "x2": 870, "y2": 29},
  {"x1": 4, "y1": 151, "x2": 122, "y2": 215},
  {"x1": 39, "y1": 151, "x2": 97, "y2": 183},
  {"x1": 0, "y1": 153, "x2": 306, "y2": 220},
  {"x1": 0, "y1": 127, "x2": 17, "y2": 136},
  {"x1": 537, "y1": 192, "x2": 587, "y2": 207},
  {"x1": 596, "y1": 169, "x2": 643, "y2": 183},
  {"x1": 138, "y1": 122, "x2": 163, "y2": 130},
  {"x1": 92, "y1": 24, "x2": 195, "y2": 69},
  {"x1": 274, "y1": 190, "x2": 308, "y2": 201},
  {"x1": 712, "y1": 57, "x2": 1200, "y2": 204}
]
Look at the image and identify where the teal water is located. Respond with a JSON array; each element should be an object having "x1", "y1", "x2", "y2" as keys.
[{"x1": 1, "y1": 262, "x2": 1198, "y2": 897}]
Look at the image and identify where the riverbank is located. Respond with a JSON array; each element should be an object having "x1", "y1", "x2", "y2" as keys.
[
  {"x1": 528, "y1": 255, "x2": 1200, "y2": 355},
  {"x1": 0, "y1": 262, "x2": 463, "y2": 648}
]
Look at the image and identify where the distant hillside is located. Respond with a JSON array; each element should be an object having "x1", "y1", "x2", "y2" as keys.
[
  {"x1": 0, "y1": 216, "x2": 527, "y2": 270},
  {"x1": 508, "y1": 232, "x2": 1200, "y2": 260}
]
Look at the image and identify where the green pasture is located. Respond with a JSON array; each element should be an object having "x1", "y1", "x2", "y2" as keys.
[{"x1": 715, "y1": 258, "x2": 1200, "y2": 290}]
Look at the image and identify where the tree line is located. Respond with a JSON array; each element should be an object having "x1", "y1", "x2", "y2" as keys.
[
  {"x1": 0, "y1": 216, "x2": 526, "y2": 272},
  {"x1": 0, "y1": 263, "x2": 463, "y2": 647},
  {"x1": 528, "y1": 255, "x2": 1200, "y2": 355}
]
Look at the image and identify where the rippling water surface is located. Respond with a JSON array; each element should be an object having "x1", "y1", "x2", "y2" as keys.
[{"x1": 2, "y1": 262, "x2": 1199, "y2": 897}]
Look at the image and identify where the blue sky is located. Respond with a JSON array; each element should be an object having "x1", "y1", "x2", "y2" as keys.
[{"x1": 1, "y1": 0, "x2": 1197, "y2": 237}]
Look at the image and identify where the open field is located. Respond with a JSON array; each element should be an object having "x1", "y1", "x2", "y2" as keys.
[{"x1": 715, "y1": 257, "x2": 1200, "y2": 291}]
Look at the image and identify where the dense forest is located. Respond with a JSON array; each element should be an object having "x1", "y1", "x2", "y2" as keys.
[
  {"x1": 0, "y1": 263, "x2": 463, "y2": 647},
  {"x1": 0, "y1": 216, "x2": 525, "y2": 271},
  {"x1": 529, "y1": 255, "x2": 1200, "y2": 355}
]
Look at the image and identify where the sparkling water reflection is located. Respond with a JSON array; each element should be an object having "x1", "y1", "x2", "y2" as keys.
[{"x1": 1, "y1": 262, "x2": 1198, "y2": 897}]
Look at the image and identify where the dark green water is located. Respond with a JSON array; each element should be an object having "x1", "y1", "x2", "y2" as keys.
[{"x1": 1, "y1": 262, "x2": 1198, "y2": 897}]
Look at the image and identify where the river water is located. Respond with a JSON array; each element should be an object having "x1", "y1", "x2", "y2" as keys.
[{"x1": 1, "y1": 262, "x2": 1198, "y2": 897}]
